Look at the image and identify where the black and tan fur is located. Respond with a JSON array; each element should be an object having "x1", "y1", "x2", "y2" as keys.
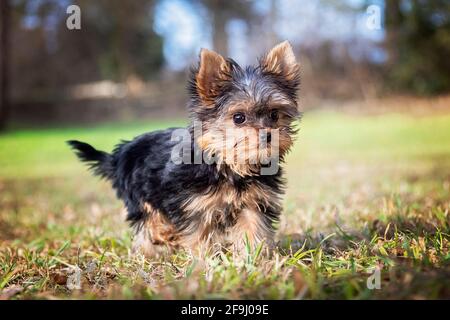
[{"x1": 68, "y1": 41, "x2": 301, "y2": 256}]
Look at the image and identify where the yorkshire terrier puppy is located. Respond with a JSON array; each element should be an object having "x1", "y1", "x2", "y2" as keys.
[{"x1": 68, "y1": 41, "x2": 300, "y2": 256}]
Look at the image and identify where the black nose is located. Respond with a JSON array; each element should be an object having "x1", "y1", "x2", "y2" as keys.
[{"x1": 266, "y1": 132, "x2": 271, "y2": 143}]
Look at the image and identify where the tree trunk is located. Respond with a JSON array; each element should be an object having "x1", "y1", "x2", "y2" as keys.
[
  {"x1": 211, "y1": 0, "x2": 228, "y2": 56},
  {"x1": 0, "y1": 0, "x2": 11, "y2": 131},
  {"x1": 268, "y1": 0, "x2": 278, "y2": 46},
  {"x1": 384, "y1": 0, "x2": 403, "y2": 66}
]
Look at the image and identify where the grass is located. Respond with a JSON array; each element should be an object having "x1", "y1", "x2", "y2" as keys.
[{"x1": 0, "y1": 109, "x2": 449, "y2": 299}]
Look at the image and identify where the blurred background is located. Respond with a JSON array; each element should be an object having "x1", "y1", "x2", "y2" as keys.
[
  {"x1": 1, "y1": 1, "x2": 450, "y2": 300},
  {"x1": 1, "y1": 0, "x2": 449, "y2": 128}
]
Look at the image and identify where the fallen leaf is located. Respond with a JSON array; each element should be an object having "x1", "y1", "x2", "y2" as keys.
[
  {"x1": 52, "y1": 272, "x2": 68, "y2": 285},
  {"x1": 0, "y1": 285, "x2": 24, "y2": 300}
]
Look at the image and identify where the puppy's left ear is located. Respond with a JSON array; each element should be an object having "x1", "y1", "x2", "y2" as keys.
[{"x1": 260, "y1": 41, "x2": 300, "y2": 87}]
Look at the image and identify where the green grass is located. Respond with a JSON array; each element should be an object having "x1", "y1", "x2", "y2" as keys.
[{"x1": 0, "y1": 110, "x2": 449, "y2": 299}]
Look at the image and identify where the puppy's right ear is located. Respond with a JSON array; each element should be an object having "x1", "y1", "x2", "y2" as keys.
[
  {"x1": 191, "y1": 48, "x2": 231, "y2": 106},
  {"x1": 259, "y1": 41, "x2": 300, "y2": 88}
]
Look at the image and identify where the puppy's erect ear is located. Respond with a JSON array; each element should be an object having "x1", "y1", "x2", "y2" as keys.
[
  {"x1": 194, "y1": 48, "x2": 231, "y2": 106},
  {"x1": 260, "y1": 41, "x2": 300, "y2": 86}
]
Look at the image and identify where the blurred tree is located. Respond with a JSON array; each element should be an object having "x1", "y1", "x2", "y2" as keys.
[
  {"x1": 384, "y1": 0, "x2": 450, "y2": 95},
  {"x1": 73, "y1": 0, "x2": 164, "y2": 82},
  {"x1": 10, "y1": 0, "x2": 164, "y2": 101},
  {"x1": 0, "y1": 0, "x2": 11, "y2": 130},
  {"x1": 198, "y1": 0, "x2": 254, "y2": 56}
]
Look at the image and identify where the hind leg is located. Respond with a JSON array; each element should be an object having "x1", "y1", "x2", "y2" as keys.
[
  {"x1": 132, "y1": 226, "x2": 176, "y2": 257},
  {"x1": 131, "y1": 204, "x2": 180, "y2": 257}
]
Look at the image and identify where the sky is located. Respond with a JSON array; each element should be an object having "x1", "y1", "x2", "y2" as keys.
[
  {"x1": 21, "y1": 0, "x2": 387, "y2": 70},
  {"x1": 153, "y1": 0, "x2": 212, "y2": 70},
  {"x1": 153, "y1": 0, "x2": 386, "y2": 70}
]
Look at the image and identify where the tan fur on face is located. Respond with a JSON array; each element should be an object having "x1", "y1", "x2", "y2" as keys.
[
  {"x1": 199, "y1": 125, "x2": 262, "y2": 176},
  {"x1": 197, "y1": 114, "x2": 295, "y2": 177}
]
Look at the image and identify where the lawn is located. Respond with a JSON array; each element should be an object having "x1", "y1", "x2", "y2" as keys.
[{"x1": 0, "y1": 110, "x2": 449, "y2": 299}]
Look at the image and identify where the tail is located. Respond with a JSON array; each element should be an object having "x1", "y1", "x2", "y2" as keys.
[{"x1": 67, "y1": 140, "x2": 114, "y2": 180}]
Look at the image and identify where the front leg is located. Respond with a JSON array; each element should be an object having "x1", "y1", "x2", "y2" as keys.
[{"x1": 229, "y1": 207, "x2": 277, "y2": 251}]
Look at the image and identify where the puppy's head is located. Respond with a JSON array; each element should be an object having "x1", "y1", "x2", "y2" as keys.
[{"x1": 188, "y1": 41, "x2": 301, "y2": 176}]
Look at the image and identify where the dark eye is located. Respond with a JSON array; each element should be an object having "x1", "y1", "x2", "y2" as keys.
[
  {"x1": 270, "y1": 110, "x2": 279, "y2": 121},
  {"x1": 233, "y1": 113, "x2": 246, "y2": 125}
]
